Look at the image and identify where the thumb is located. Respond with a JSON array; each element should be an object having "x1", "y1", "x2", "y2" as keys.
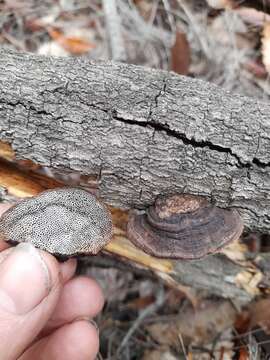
[{"x1": 0, "y1": 243, "x2": 62, "y2": 360}]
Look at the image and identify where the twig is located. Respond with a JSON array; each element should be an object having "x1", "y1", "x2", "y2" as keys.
[
  {"x1": 178, "y1": 332, "x2": 188, "y2": 360},
  {"x1": 102, "y1": 0, "x2": 127, "y2": 61},
  {"x1": 177, "y1": 0, "x2": 210, "y2": 57},
  {"x1": 116, "y1": 285, "x2": 165, "y2": 355},
  {"x1": 118, "y1": 0, "x2": 173, "y2": 45},
  {"x1": 162, "y1": 0, "x2": 177, "y2": 35}
]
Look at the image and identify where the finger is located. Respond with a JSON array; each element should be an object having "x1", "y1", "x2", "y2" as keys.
[
  {"x1": 0, "y1": 241, "x2": 10, "y2": 252},
  {"x1": 59, "y1": 258, "x2": 77, "y2": 283},
  {"x1": 0, "y1": 201, "x2": 77, "y2": 281},
  {"x1": 44, "y1": 276, "x2": 104, "y2": 332},
  {"x1": 20, "y1": 320, "x2": 99, "y2": 360},
  {"x1": 0, "y1": 244, "x2": 62, "y2": 360},
  {"x1": 0, "y1": 247, "x2": 77, "y2": 285},
  {"x1": 0, "y1": 200, "x2": 77, "y2": 269},
  {"x1": 0, "y1": 203, "x2": 13, "y2": 215}
]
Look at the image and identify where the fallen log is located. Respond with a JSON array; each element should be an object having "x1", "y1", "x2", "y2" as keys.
[{"x1": 0, "y1": 50, "x2": 269, "y2": 232}]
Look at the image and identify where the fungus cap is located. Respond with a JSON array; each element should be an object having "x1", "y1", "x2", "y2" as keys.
[
  {"x1": 127, "y1": 194, "x2": 243, "y2": 259},
  {"x1": 0, "y1": 187, "x2": 113, "y2": 256}
]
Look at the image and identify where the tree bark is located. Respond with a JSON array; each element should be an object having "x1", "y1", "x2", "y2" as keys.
[{"x1": 0, "y1": 49, "x2": 269, "y2": 232}]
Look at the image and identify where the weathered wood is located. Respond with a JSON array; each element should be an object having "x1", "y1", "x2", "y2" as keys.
[
  {"x1": 104, "y1": 235, "x2": 265, "y2": 305},
  {"x1": 0, "y1": 49, "x2": 269, "y2": 232}
]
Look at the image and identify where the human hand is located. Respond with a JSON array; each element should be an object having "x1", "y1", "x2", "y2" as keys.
[{"x1": 0, "y1": 204, "x2": 104, "y2": 360}]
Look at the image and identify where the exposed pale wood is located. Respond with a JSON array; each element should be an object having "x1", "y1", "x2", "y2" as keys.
[
  {"x1": 0, "y1": 142, "x2": 15, "y2": 161},
  {"x1": 0, "y1": 158, "x2": 63, "y2": 197}
]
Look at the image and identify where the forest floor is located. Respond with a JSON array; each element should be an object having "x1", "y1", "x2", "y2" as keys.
[{"x1": 1, "y1": 1, "x2": 270, "y2": 359}]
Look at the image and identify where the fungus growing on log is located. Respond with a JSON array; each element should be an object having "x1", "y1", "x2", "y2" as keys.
[
  {"x1": 127, "y1": 194, "x2": 244, "y2": 259},
  {"x1": 0, "y1": 188, "x2": 243, "y2": 261},
  {"x1": 0, "y1": 187, "x2": 113, "y2": 256}
]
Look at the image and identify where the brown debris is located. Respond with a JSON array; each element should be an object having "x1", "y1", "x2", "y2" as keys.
[
  {"x1": 146, "y1": 300, "x2": 237, "y2": 347},
  {"x1": 170, "y1": 31, "x2": 190, "y2": 75}
]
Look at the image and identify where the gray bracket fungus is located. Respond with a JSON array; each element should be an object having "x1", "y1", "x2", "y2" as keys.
[{"x1": 0, "y1": 188, "x2": 113, "y2": 257}]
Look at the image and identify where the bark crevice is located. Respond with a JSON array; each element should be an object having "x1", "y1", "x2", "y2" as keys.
[{"x1": 111, "y1": 112, "x2": 269, "y2": 169}]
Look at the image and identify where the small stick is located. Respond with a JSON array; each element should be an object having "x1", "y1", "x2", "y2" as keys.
[
  {"x1": 117, "y1": 285, "x2": 165, "y2": 355},
  {"x1": 178, "y1": 332, "x2": 188, "y2": 360},
  {"x1": 102, "y1": 0, "x2": 127, "y2": 61}
]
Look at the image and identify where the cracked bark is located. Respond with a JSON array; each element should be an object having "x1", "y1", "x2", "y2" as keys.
[{"x1": 0, "y1": 49, "x2": 269, "y2": 233}]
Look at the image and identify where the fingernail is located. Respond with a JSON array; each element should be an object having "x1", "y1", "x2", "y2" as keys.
[{"x1": 0, "y1": 243, "x2": 51, "y2": 314}]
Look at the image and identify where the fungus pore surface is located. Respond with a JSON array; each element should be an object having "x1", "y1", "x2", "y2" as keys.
[{"x1": 0, "y1": 187, "x2": 113, "y2": 256}]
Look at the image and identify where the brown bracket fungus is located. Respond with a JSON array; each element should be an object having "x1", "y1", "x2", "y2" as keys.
[
  {"x1": 0, "y1": 187, "x2": 113, "y2": 257},
  {"x1": 127, "y1": 194, "x2": 244, "y2": 259}
]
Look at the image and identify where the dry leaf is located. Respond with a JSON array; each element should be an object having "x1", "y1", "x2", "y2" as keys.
[
  {"x1": 171, "y1": 31, "x2": 190, "y2": 75},
  {"x1": 146, "y1": 322, "x2": 179, "y2": 348},
  {"x1": 234, "y1": 309, "x2": 251, "y2": 334},
  {"x1": 147, "y1": 300, "x2": 237, "y2": 347},
  {"x1": 142, "y1": 349, "x2": 178, "y2": 360},
  {"x1": 48, "y1": 28, "x2": 95, "y2": 55},
  {"x1": 250, "y1": 298, "x2": 270, "y2": 331},
  {"x1": 38, "y1": 41, "x2": 69, "y2": 57},
  {"x1": 236, "y1": 7, "x2": 270, "y2": 26},
  {"x1": 243, "y1": 59, "x2": 267, "y2": 78},
  {"x1": 206, "y1": 0, "x2": 233, "y2": 9},
  {"x1": 238, "y1": 348, "x2": 249, "y2": 360},
  {"x1": 126, "y1": 295, "x2": 155, "y2": 310}
]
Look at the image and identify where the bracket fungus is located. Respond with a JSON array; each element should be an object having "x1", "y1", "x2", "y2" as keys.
[
  {"x1": 0, "y1": 188, "x2": 243, "y2": 261},
  {"x1": 127, "y1": 194, "x2": 244, "y2": 259},
  {"x1": 0, "y1": 187, "x2": 113, "y2": 257}
]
